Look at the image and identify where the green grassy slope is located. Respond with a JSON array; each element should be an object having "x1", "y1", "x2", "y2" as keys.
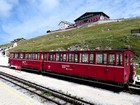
[
  {"x1": 9, "y1": 18, "x2": 140, "y2": 56},
  {"x1": 136, "y1": 67, "x2": 140, "y2": 75},
  {"x1": 0, "y1": 43, "x2": 12, "y2": 48},
  {"x1": 1, "y1": 18, "x2": 140, "y2": 74}
]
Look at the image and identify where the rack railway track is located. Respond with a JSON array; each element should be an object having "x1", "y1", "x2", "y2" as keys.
[
  {"x1": 0, "y1": 71, "x2": 94, "y2": 105},
  {"x1": 0, "y1": 65, "x2": 140, "y2": 103},
  {"x1": 127, "y1": 83, "x2": 140, "y2": 95}
]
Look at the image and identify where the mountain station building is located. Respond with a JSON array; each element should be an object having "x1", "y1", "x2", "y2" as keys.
[{"x1": 74, "y1": 12, "x2": 110, "y2": 26}]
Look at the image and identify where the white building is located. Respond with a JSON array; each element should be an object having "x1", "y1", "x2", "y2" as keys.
[{"x1": 58, "y1": 21, "x2": 73, "y2": 30}]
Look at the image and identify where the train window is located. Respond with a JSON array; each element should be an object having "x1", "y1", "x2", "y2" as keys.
[
  {"x1": 28, "y1": 54, "x2": 31, "y2": 59},
  {"x1": 80, "y1": 53, "x2": 88, "y2": 63},
  {"x1": 31, "y1": 53, "x2": 38, "y2": 60},
  {"x1": 34, "y1": 54, "x2": 37, "y2": 60},
  {"x1": 103, "y1": 54, "x2": 107, "y2": 64},
  {"x1": 25, "y1": 53, "x2": 29, "y2": 59},
  {"x1": 75, "y1": 53, "x2": 79, "y2": 63},
  {"x1": 55, "y1": 54, "x2": 58, "y2": 61},
  {"x1": 130, "y1": 55, "x2": 134, "y2": 68},
  {"x1": 68, "y1": 53, "x2": 72, "y2": 62},
  {"x1": 48, "y1": 53, "x2": 55, "y2": 61},
  {"x1": 116, "y1": 53, "x2": 122, "y2": 66},
  {"x1": 41, "y1": 54, "x2": 44, "y2": 60},
  {"x1": 108, "y1": 53, "x2": 115, "y2": 65},
  {"x1": 31, "y1": 54, "x2": 34, "y2": 60},
  {"x1": 96, "y1": 53, "x2": 107, "y2": 64},
  {"x1": 20, "y1": 53, "x2": 23, "y2": 59},
  {"x1": 15, "y1": 53, "x2": 18, "y2": 59},
  {"x1": 53, "y1": 53, "x2": 56, "y2": 61},
  {"x1": 62, "y1": 53, "x2": 67, "y2": 62},
  {"x1": 56, "y1": 53, "x2": 62, "y2": 61},
  {"x1": 35, "y1": 53, "x2": 38, "y2": 60},
  {"x1": 96, "y1": 54, "x2": 102, "y2": 64},
  {"x1": 125, "y1": 54, "x2": 129, "y2": 66},
  {"x1": 130, "y1": 55, "x2": 134, "y2": 64},
  {"x1": 89, "y1": 53, "x2": 94, "y2": 64},
  {"x1": 44, "y1": 54, "x2": 48, "y2": 60},
  {"x1": 10, "y1": 53, "x2": 14, "y2": 58},
  {"x1": 71, "y1": 54, "x2": 74, "y2": 62},
  {"x1": 36, "y1": 53, "x2": 39, "y2": 60},
  {"x1": 68, "y1": 53, "x2": 74, "y2": 62},
  {"x1": 49, "y1": 54, "x2": 53, "y2": 61}
]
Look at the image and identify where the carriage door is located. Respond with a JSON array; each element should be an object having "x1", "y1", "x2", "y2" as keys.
[
  {"x1": 124, "y1": 52, "x2": 130, "y2": 82},
  {"x1": 124, "y1": 52, "x2": 130, "y2": 70},
  {"x1": 96, "y1": 53, "x2": 107, "y2": 80},
  {"x1": 106, "y1": 53, "x2": 116, "y2": 81}
]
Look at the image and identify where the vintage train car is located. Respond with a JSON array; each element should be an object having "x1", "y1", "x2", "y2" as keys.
[
  {"x1": 9, "y1": 49, "x2": 136, "y2": 87},
  {"x1": 9, "y1": 52, "x2": 44, "y2": 71}
]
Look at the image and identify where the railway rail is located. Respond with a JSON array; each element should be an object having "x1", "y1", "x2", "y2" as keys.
[
  {"x1": 0, "y1": 71, "x2": 94, "y2": 105},
  {"x1": 127, "y1": 83, "x2": 140, "y2": 95},
  {"x1": 0, "y1": 65, "x2": 140, "y2": 104}
]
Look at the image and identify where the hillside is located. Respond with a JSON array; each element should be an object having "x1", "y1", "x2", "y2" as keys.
[
  {"x1": 1, "y1": 18, "x2": 140, "y2": 74},
  {"x1": 8, "y1": 18, "x2": 140, "y2": 56},
  {"x1": 0, "y1": 43, "x2": 12, "y2": 48}
]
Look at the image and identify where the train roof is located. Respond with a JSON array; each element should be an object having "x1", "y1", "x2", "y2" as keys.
[{"x1": 10, "y1": 49, "x2": 134, "y2": 53}]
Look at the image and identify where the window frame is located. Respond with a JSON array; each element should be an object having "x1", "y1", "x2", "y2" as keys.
[{"x1": 96, "y1": 53, "x2": 107, "y2": 65}]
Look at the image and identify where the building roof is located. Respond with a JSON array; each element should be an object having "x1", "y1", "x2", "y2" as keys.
[
  {"x1": 74, "y1": 12, "x2": 110, "y2": 22},
  {"x1": 58, "y1": 21, "x2": 73, "y2": 25}
]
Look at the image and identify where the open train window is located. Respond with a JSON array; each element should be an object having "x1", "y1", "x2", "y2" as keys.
[
  {"x1": 56, "y1": 53, "x2": 62, "y2": 61},
  {"x1": 80, "y1": 53, "x2": 88, "y2": 63},
  {"x1": 68, "y1": 53, "x2": 74, "y2": 62},
  {"x1": 116, "y1": 53, "x2": 122, "y2": 66},
  {"x1": 108, "y1": 53, "x2": 115, "y2": 65},
  {"x1": 96, "y1": 53, "x2": 107, "y2": 64}
]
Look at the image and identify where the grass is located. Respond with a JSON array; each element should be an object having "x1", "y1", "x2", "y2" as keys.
[
  {"x1": 0, "y1": 43, "x2": 12, "y2": 48},
  {"x1": 136, "y1": 67, "x2": 140, "y2": 75},
  {"x1": 7, "y1": 18, "x2": 140, "y2": 56},
  {"x1": 44, "y1": 91, "x2": 52, "y2": 96}
]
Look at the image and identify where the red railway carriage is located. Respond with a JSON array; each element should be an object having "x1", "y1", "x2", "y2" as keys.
[
  {"x1": 9, "y1": 49, "x2": 136, "y2": 86},
  {"x1": 43, "y1": 50, "x2": 135, "y2": 84},
  {"x1": 9, "y1": 52, "x2": 44, "y2": 70}
]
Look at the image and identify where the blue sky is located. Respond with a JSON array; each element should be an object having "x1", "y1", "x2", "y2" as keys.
[{"x1": 0, "y1": 0, "x2": 140, "y2": 45}]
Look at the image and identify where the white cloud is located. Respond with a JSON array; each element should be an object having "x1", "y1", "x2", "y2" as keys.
[
  {"x1": 0, "y1": 0, "x2": 19, "y2": 18},
  {"x1": 40, "y1": 0, "x2": 59, "y2": 9},
  {"x1": 0, "y1": 0, "x2": 12, "y2": 17},
  {"x1": 27, "y1": 0, "x2": 60, "y2": 13},
  {"x1": 0, "y1": 0, "x2": 140, "y2": 44},
  {"x1": 2, "y1": 14, "x2": 61, "y2": 42}
]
